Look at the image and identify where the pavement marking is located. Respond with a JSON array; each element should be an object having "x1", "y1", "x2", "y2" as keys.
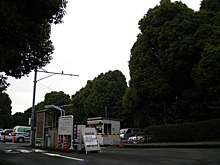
[
  {"x1": 43, "y1": 153, "x2": 84, "y2": 162},
  {"x1": 32, "y1": 149, "x2": 46, "y2": 153},
  {"x1": 3, "y1": 149, "x2": 19, "y2": 154},
  {"x1": 16, "y1": 149, "x2": 32, "y2": 153}
]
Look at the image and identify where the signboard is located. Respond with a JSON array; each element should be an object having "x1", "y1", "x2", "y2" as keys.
[
  {"x1": 36, "y1": 112, "x2": 45, "y2": 139},
  {"x1": 81, "y1": 127, "x2": 101, "y2": 154},
  {"x1": 58, "y1": 115, "x2": 74, "y2": 135},
  {"x1": 77, "y1": 125, "x2": 85, "y2": 151}
]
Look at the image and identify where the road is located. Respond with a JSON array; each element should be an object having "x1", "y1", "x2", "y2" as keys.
[{"x1": 0, "y1": 142, "x2": 220, "y2": 165}]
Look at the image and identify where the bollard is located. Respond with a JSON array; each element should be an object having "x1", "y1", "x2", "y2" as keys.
[
  {"x1": 62, "y1": 136, "x2": 68, "y2": 149},
  {"x1": 3, "y1": 135, "x2": 5, "y2": 143},
  {"x1": 12, "y1": 134, "x2": 16, "y2": 143},
  {"x1": 119, "y1": 137, "x2": 124, "y2": 148},
  {"x1": 53, "y1": 132, "x2": 56, "y2": 148},
  {"x1": 56, "y1": 135, "x2": 61, "y2": 149}
]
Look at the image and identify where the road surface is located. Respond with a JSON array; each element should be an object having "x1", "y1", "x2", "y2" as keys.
[{"x1": 0, "y1": 142, "x2": 220, "y2": 165}]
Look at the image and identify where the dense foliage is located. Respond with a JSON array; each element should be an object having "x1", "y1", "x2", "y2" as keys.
[
  {"x1": 144, "y1": 118, "x2": 220, "y2": 142},
  {"x1": 0, "y1": 93, "x2": 12, "y2": 128},
  {"x1": 0, "y1": 0, "x2": 67, "y2": 93},
  {"x1": 70, "y1": 70, "x2": 127, "y2": 124},
  {"x1": 124, "y1": 0, "x2": 220, "y2": 127},
  {"x1": 0, "y1": 75, "x2": 9, "y2": 93}
]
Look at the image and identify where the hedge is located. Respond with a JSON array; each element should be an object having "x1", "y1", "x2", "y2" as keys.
[{"x1": 144, "y1": 118, "x2": 220, "y2": 142}]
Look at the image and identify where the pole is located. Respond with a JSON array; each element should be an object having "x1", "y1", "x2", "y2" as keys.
[{"x1": 30, "y1": 68, "x2": 37, "y2": 146}]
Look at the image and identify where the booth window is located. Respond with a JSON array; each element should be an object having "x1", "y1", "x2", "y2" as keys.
[
  {"x1": 96, "y1": 125, "x2": 102, "y2": 133},
  {"x1": 126, "y1": 129, "x2": 131, "y2": 134},
  {"x1": 104, "y1": 124, "x2": 111, "y2": 134}
]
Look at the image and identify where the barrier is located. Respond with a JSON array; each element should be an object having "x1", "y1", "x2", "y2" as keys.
[
  {"x1": 62, "y1": 136, "x2": 68, "y2": 149},
  {"x1": 56, "y1": 136, "x2": 62, "y2": 149},
  {"x1": 3, "y1": 135, "x2": 5, "y2": 143},
  {"x1": 97, "y1": 133, "x2": 121, "y2": 135},
  {"x1": 12, "y1": 132, "x2": 30, "y2": 135},
  {"x1": 12, "y1": 134, "x2": 16, "y2": 143},
  {"x1": 53, "y1": 132, "x2": 56, "y2": 148},
  {"x1": 119, "y1": 137, "x2": 124, "y2": 148}
]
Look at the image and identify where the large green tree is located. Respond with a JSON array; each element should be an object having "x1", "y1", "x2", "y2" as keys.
[
  {"x1": 0, "y1": 0, "x2": 67, "y2": 89},
  {"x1": 0, "y1": 93, "x2": 12, "y2": 128},
  {"x1": 84, "y1": 70, "x2": 127, "y2": 119},
  {"x1": 125, "y1": 0, "x2": 220, "y2": 127},
  {"x1": 44, "y1": 91, "x2": 71, "y2": 107},
  {"x1": 192, "y1": 0, "x2": 220, "y2": 115},
  {"x1": 71, "y1": 70, "x2": 127, "y2": 124},
  {"x1": 70, "y1": 81, "x2": 92, "y2": 124}
]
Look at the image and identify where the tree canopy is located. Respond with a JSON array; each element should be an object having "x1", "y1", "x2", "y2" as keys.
[
  {"x1": 0, "y1": 0, "x2": 67, "y2": 79},
  {"x1": 125, "y1": 0, "x2": 220, "y2": 127},
  {"x1": 0, "y1": 93, "x2": 12, "y2": 128},
  {"x1": 71, "y1": 70, "x2": 127, "y2": 124}
]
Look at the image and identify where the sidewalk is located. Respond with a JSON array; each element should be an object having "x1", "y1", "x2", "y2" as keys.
[{"x1": 124, "y1": 141, "x2": 220, "y2": 148}]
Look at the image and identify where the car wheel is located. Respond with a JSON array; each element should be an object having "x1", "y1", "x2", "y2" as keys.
[{"x1": 18, "y1": 137, "x2": 24, "y2": 143}]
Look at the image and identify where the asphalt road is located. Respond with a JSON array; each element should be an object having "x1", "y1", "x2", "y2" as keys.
[{"x1": 0, "y1": 142, "x2": 220, "y2": 165}]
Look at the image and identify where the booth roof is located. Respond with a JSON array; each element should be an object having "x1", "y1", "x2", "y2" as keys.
[
  {"x1": 37, "y1": 105, "x2": 64, "y2": 113},
  {"x1": 87, "y1": 117, "x2": 121, "y2": 121}
]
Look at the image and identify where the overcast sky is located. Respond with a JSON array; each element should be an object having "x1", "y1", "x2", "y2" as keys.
[{"x1": 7, "y1": 0, "x2": 202, "y2": 114}]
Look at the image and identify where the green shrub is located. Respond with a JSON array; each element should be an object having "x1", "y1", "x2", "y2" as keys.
[{"x1": 144, "y1": 119, "x2": 220, "y2": 142}]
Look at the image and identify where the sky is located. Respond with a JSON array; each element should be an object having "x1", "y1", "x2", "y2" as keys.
[{"x1": 7, "y1": 0, "x2": 202, "y2": 114}]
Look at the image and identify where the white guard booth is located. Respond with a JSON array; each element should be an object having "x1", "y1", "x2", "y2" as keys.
[{"x1": 87, "y1": 117, "x2": 120, "y2": 145}]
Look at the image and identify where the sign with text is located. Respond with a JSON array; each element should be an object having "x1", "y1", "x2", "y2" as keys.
[
  {"x1": 81, "y1": 127, "x2": 101, "y2": 153},
  {"x1": 58, "y1": 115, "x2": 74, "y2": 135}
]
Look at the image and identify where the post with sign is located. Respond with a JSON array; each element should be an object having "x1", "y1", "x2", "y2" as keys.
[{"x1": 58, "y1": 115, "x2": 74, "y2": 149}]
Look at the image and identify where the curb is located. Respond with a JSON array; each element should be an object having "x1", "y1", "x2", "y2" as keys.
[{"x1": 123, "y1": 142, "x2": 220, "y2": 148}]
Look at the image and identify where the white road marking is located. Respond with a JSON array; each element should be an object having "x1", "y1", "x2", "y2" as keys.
[
  {"x1": 43, "y1": 153, "x2": 84, "y2": 162},
  {"x1": 32, "y1": 149, "x2": 46, "y2": 153},
  {"x1": 5, "y1": 150, "x2": 12, "y2": 153},
  {"x1": 16, "y1": 149, "x2": 32, "y2": 153},
  {"x1": 3, "y1": 149, "x2": 19, "y2": 153}
]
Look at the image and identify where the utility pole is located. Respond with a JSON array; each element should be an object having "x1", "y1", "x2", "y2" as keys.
[
  {"x1": 30, "y1": 68, "x2": 78, "y2": 146},
  {"x1": 30, "y1": 68, "x2": 37, "y2": 146}
]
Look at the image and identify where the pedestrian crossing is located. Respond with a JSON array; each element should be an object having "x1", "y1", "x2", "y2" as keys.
[
  {"x1": 0, "y1": 148, "x2": 84, "y2": 162},
  {"x1": 0, "y1": 148, "x2": 46, "y2": 154}
]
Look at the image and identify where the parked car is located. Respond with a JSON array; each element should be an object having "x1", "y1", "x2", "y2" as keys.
[
  {"x1": 0, "y1": 129, "x2": 13, "y2": 142},
  {"x1": 120, "y1": 128, "x2": 144, "y2": 142},
  {"x1": 12, "y1": 126, "x2": 31, "y2": 143},
  {"x1": 127, "y1": 135, "x2": 146, "y2": 143}
]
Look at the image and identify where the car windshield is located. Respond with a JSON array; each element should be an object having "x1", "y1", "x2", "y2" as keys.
[
  {"x1": 120, "y1": 129, "x2": 128, "y2": 134},
  {"x1": 3, "y1": 129, "x2": 13, "y2": 133}
]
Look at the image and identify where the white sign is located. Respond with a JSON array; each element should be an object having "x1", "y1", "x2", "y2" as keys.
[
  {"x1": 81, "y1": 127, "x2": 101, "y2": 154},
  {"x1": 58, "y1": 115, "x2": 74, "y2": 135}
]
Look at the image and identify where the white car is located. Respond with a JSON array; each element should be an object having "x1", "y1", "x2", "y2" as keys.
[{"x1": 127, "y1": 136, "x2": 146, "y2": 143}]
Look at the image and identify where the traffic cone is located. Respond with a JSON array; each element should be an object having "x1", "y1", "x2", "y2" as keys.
[
  {"x1": 56, "y1": 136, "x2": 62, "y2": 149},
  {"x1": 12, "y1": 134, "x2": 16, "y2": 143},
  {"x1": 3, "y1": 135, "x2": 5, "y2": 143},
  {"x1": 62, "y1": 136, "x2": 68, "y2": 149},
  {"x1": 119, "y1": 137, "x2": 124, "y2": 148}
]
